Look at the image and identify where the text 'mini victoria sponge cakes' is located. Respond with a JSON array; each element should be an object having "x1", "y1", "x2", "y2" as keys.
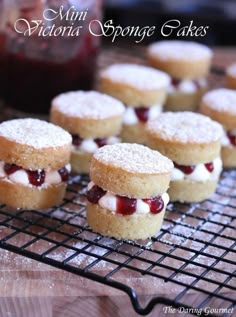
[
  {"x1": 50, "y1": 90, "x2": 125, "y2": 173},
  {"x1": 146, "y1": 112, "x2": 223, "y2": 202},
  {"x1": 201, "y1": 88, "x2": 236, "y2": 167},
  {"x1": 86, "y1": 143, "x2": 173, "y2": 240},
  {"x1": 147, "y1": 40, "x2": 212, "y2": 111},
  {"x1": 99, "y1": 63, "x2": 170, "y2": 144},
  {"x1": 0, "y1": 118, "x2": 72, "y2": 209}
]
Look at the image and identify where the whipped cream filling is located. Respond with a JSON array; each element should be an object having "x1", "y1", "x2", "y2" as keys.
[
  {"x1": 72, "y1": 136, "x2": 120, "y2": 153},
  {"x1": 221, "y1": 129, "x2": 236, "y2": 147},
  {"x1": 0, "y1": 161, "x2": 71, "y2": 188},
  {"x1": 123, "y1": 104, "x2": 162, "y2": 125},
  {"x1": 87, "y1": 181, "x2": 169, "y2": 214},
  {"x1": 168, "y1": 78, "x2": 207, "y2": 94},
  {"x1": 171, "y1": 157, "x2": 222, "y2": 182}
]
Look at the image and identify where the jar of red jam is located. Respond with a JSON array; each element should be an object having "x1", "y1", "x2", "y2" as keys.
[{"x1": 0, "y1": 0, "x2": 102, "y2": 114}]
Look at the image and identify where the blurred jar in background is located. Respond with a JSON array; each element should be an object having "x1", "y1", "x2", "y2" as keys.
[{"x1": 0, "y1": 0, "x2": 102, "y2": 114}]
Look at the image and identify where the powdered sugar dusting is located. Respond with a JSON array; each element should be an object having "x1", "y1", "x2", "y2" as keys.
[
  {"x1": 147, "y1": 112, "x2": 223, "y2": 143},
  {"x1": 148, "y1": 40, "x2": 212, "y2": 61},
  {"x1": 52, "y1": 91, "x2": 125, "y2": 119},
  {"x1": 93, "y1": 143, "x2": 173, "y2": 174},
  {"x1": 100, "y1": 63, "x2": 170, "y2": 90},
  {"x1": 0, "y1": 118, "x2": 72, "y2": 149},
  {"x1": 202, "y1": 88, "x2": 236, "y2": 115},
  {"x1": 226, "y1": 63, "x2": 236, "y2": 77}
]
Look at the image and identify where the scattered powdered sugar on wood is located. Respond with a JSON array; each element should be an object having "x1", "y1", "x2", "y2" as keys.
[
  {"x1": 100, "y1": 63, "x2": 170, "y2": 90},
  {"x1": 0, "y1": 248, "x2": 45, "y2": 269},
  {"x1": 202, "y1": 88, "x2": 236, "y2": 114},
  {"x1": 147, "y1": 112, "x2": 223, "y2": 143},
  {"x1": 226, "y1": 63, "x2": 236, "y2": 76},
  {"x1": 52, "y1": 91, "x2": 125, "y2": 119},
  {"x1": 93, "y1": 143, "x2": 173, "y2": 173},
  {"x1": 0, "y1": 118, "x2": 72, "y2": 148},
  {"x1": 148, "y1": 40, "x2": 212, "y2": 61}
]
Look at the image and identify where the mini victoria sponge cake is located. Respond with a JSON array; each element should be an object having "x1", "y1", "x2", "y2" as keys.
[
  {"x1": 99, "y1": 63, "x2": 170, "y2": 144},
  {"x1": 0, "y1": 118, "x2": 72, "y2": 209},
  {"x1": 200, "y1": 88, "x2": 236, "y2": 167},
  {"x1": 147, "y1": 41, "x2": 212, "y2": 111},
  {"x1": 146, "y1": 112, "x2": 223, "y2": 202},
  {"x1": 50, "y1": 91, "x2": 125, "y2": 173},
  {"x1": 147, "y1": 40, "x2": 212, "y2": 80},
  {"x1": 226, "y1": 63, "x2": 236, "y2": 90},
  {"x1": 87, "y1": 143, "x2": 173, "y2": 240}
]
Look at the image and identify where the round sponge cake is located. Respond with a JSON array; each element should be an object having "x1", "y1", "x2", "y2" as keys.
[
  {"x1": 200, "y1": 88, "x2": 236, "y2": 130},
  {"x1": 147, "y1": 40, "x2": 212, "y2": 80},
  {"x1": 0, "y1": 180, "x2": 66, "y2": 210},
  {"x1": 99, "y1": 63, "x2": 170, "y2": 106},
  {"x1": 87, "y1": 143, "x2": 173, "y2": 239},
  {"x1": 50, "y1": 91, "x2": 125, "y2": 173},
  {"x1": 0, "y1": 118, "x2": 72, "y2": 209},
  {"x1": 0, "y1": 118, "x2": 71, "y2": 170},
  {"x1": 167, "y1": 179, "x2": 218, "y2": 203},
  {"x1": 51, "y1": 91, "x2": 125, "y2": 138},
  {"x1": 165, "y1": 80, "x2": 207, "y2": 112},
  {"x1": 200, "y1": 88, "x2": 236, "y2": 167},
  {"x1": 86, "y1": 203, "x2": 167, "y2": 240},
  {"x1": 146, "y1": 112, "x2": 223, "y2": 202},
  {"x1": 90, "y1": 143, "x2": 173, "y2": 198},
  {"x1": 147, "y1": 112, "x2": 223, "y2": 165}
]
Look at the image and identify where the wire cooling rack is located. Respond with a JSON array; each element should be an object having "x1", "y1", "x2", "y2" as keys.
[
  {"x1": 0, "y1": 47, "x2": 235, "y2": 316},
  {"x1": 0, "y1": 170, "x2": 235, "y2": 316}
]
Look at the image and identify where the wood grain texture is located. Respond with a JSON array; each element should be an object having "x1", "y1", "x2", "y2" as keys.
[{"x1": 0, "y1": 295, "x2": 233, "y2": 317}]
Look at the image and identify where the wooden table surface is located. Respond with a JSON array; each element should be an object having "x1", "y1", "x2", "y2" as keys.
[{"x1": 0, "y1": 45, "x2": 235, "y2": 317}]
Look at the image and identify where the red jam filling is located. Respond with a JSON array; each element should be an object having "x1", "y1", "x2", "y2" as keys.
[
  {"x1": 227, "y1": 131, "x2": 236, "y2": 146},
  {"x1": 174, "y1": 162, "x2": 195, "y2": 174},
  {"x1": 4, "y1": 163, "x2": 21, "y2": 175},
  {"x1": 58, "y1": 167, "x2": 69, "y2": 182},
  {"x1": 171, "y1": 78, "x2": 181, "y2": 88},
  {"x1": 95, "y1": 138, "x2": 107, "y2": 148},
  {"x1": 143, "y1": 197, "x2": 164, "y2": 214},
  {"x1": 72, "y1": 134, "x2": 108, "y2": 148},
  {"x1": 116, "y1": 196, "x2": 137, "y2": 215},
  {"x1": 72, "y1": 134, "x2": 83, "y2": 147},
  {"x1": 134, "y1": 107, "x2": 149, "y2": 123},
  {"x1": 87, "y1": 184, "x2": 165, "y2": 215},
  {"x1": 174, "y1": 162, "x2": 214, "y2": 174},
  {"x1": 204, "y1": 162, "x2": 214, "y2": 172},
  {"x1": 87, "y1": 184, "x2": 106, "y2": 204},
  {"x1": 3, "y1": 163, "x2": 69, "y2": 186},
  {"x1": 28, "y1": 170, "x2": 45, "y2": 186}
]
